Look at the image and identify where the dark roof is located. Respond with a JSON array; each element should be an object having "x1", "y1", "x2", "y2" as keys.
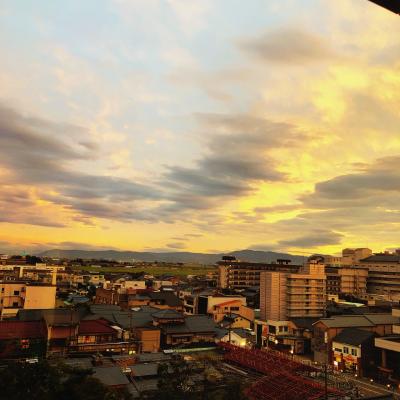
[
  {"x1": 332, "y1": 328, "x2": 375, "y2": 346},
  {"x1": 87, "y1": 304, "x2": 158, "y2": 329},
  {"x1": 162, "y1": 315, "x2": 217, "y2": 335},
  {"x1": 0, "y1": 321, "x2": 46, "y2": 339},
  {"x1": 130, "y1": 363, "x2": 159, "y2": 377},
  {"x1": 361, "y1": 254, "x2": 400, "y2": 263},
  {"x1": 315, "y1": 314, "x2": 399, "y2": 328},
  {"x1": 17, "y1": 309, "x2": 82, "y2": 325},
  {"x1": 289, "y1": 318, "x2": 319, "y2": 330},
  {"x1": 78, "y1": 319, "x2": 117, "y2": 335},
  {"x1": 152, "y1": 309, "x2": 184, "y2": 320},
  {"x1": 93, "y1": 366, "x2": 130, "y2": 387},
  {"x1": 148, "y1": 292, "x2": 182, "y2": 307}
]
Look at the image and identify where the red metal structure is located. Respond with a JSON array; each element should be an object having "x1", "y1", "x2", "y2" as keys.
[{"x1": 219, "y1": 343, "x2": 344, "y2": 400}]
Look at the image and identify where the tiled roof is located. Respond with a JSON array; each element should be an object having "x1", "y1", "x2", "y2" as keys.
[
  {"x1": 0, "y1": 321, "x2": 46, "y2": 339},
  {"x1": 332, "y1": 328, "x2": 375, "y2": 346},
  {"x1": 152, "y1": 309, "x2": 183, "y2": 319},
  {"x1": 315, "y1": 313, "x2": 399, "y2": 328},
  {"x1": 289, "y1": 318, "x2": 319, "y2": 330},
  {"x1": 93, "y1": 366, "x2": 130, "y2": 387},
  {"x1": 148, "y1": 292, "x2": 182, "y2": 307},
  {"x1": 315, "y1": 316, "x2": 375, "y2": 328},
  {"x1": 78, "y1": 319, "x2": 117, "y2": 335},
  {"x1": 162, "y1": 315, "x2": 217, "y2": 334}
]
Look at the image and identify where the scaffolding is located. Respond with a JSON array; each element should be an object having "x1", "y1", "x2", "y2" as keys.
[{"x1": 219, "y1": 343, "x2": 344, "y2": 400}]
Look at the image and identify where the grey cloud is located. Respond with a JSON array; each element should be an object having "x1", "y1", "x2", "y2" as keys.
[
  {"x1": 166, "y1": 242, "x2": 186, "y2": 250},
  {"x1": 160, "y1": 113, "x2": 304, "y2": 214},
  {"x1": 0, "y1": 103, "x2": 162, "y2": 225},
  {"x1": 254, "y1": 204, "x2": 301, "y2": 214},
  {"x1": 239, "y1": 27, "x2": 334, "y2": 64},
  {"x1": 43, "y1": 241, "x2": 120, "y2": 251},
  {"x1": 278, "y1": 230, "x2": 344, "y2": 248},
  {"x1": 303, "y1": 156, "x2": 400, "y2": 206}
]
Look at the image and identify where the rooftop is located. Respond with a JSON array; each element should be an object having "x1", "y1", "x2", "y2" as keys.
[
  {"x1": 93, "y1": 366, "x2": 130, "y2": 387},
  {"x1": 332, "y1": 328, "x2": 375, "y2": 346},
  {"x1": 315, "y1": 313, "x2": 400, "y2": 328},
  {"x1": 361, "y1": 254, "x2": 400, "y2": 263},
  {"x1": 0, "y1": 320, "x2": 46, "y2": 339}
]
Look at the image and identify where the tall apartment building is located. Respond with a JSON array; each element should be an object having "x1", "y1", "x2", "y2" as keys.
[
  {"x1": 325, "y1": 266, "x2": 368, "y2": 296},
  {"x1": 341, "y1": 248, "x2": 372, "y2": 265},
  {"x1": 316, "y1": 248, "x2": 372, "y2": 267},
  {"x1": 357, "y1": 252, "x2": 400, "y2": 300},
  {"x1": 260, "y1": 262, "x2": 326, "y2": 321},
  {"x1": 217, "y1": 257, "x2": 301, "y2": 289}
]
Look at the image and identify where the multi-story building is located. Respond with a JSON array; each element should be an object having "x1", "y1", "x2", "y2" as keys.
[
  {"x1": 326, "y1": 266, "x2": 368, "y2": 296},
  {"x1": 357, "y1": 252, "x2": 400, "y2": 300},
  {"x1": 342, "y1": 248, "x2": 372, "y2": 265},
  {"x1": 217, "y1": 257, "x2": 301, "y2": 289},
  {"x1": 0, "y1": 281, "x2": 57, "y2": 319},
  {"x1": 256, "y1": 262, "x2": 326, "y2": 353},
  {"x1": 260, "y1": 262, "x2": 326, "y2": 321}
]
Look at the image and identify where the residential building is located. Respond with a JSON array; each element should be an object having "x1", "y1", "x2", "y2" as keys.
[
  {"x1": 358, "y1": 252, "x2": 400, "y2": 300},
  {"x1": 325, "y1": 266, "x2": 368, "y2": 296},
  {"x1": 217, "y1": 257, "x2": 301, "y2": 289},
  {"x1": 0, "y1": 320, "x2": 47, "y2": 359},
  {"x1": 313, "y1": 313, "x2": 399, "y2": 363},
  {"x1": 260, "y1": 262, "x2": 326, "y2": 321},
  {"x1": 0, "y1": 281, "x2": 56, "y2": 319},
  {"x1": 215, "y1": 327, "x2": 255, "y2": 348},
  {"x1": 331, "y1": 328, "x2": 377, "y2": 377}
]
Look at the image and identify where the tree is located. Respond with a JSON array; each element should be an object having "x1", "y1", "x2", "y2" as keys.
[
  {"x1": 156, "y1": 358, "x2": 196, "y2": 400},
  {"x1": 0, "y1": 361, "x2": 131, "y2": 400}
]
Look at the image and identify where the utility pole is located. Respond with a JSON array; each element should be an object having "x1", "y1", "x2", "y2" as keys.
[
  {"x1": 228, "y1": 308, "x2": 232, "y2": 344},
  {"x1": 324, "y1": 362, "x2": 328, "y2": 400}
]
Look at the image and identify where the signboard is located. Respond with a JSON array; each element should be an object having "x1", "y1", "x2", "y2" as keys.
[{"x1": 262, "y1": 326, "x2": 269, "y2": 337}]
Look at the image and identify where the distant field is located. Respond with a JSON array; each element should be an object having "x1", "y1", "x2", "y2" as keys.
[{"x1": 71, "y1": 264, "x2": 217, "y2": 277}]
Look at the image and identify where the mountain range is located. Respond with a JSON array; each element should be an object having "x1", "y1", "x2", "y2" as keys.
[{"x1": 37, "y1": 249, "x2": 306, "y2": 265}]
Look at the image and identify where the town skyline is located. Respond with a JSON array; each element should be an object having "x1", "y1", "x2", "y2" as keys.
[{"x1": 1, "y1": 0, "x2": 400, "y2": 255}]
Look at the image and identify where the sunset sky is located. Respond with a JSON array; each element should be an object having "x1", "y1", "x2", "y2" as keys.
[{"x1": 1, "y1": 0, "x2": 400, "y2": 256}]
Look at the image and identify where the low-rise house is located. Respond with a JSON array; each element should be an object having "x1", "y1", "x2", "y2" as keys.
[
  {"x1": 331, "y1": 328, "x2": 377, "y2": 377},
  {"x1": 128, "y1": 291, "x2": 183, "y2": 311},
  {"x1": 155, "y1": 311, "x2": 217, "y2": 348},
  {"x1": 215, "y1": 327, "x2": 255, "y2": 348},
  {"x1": 219, "y1": 313, "x2": 253, "y2": 330},
  {"x1": 71, "y1": 319, "x2": 121, "y2": 353},
  {"x1": 0, "y1": 320, "x2": 47, "y2": 359},
  {"x1": 313, "y1": 313, "x2": 399, "y2": 363}
]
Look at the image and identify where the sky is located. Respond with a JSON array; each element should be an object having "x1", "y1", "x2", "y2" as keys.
[{"x1": 0, "y1": 0, "x2": 400, "y2": 256}]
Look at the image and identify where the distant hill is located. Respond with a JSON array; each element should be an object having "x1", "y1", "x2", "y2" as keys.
[{"x1": 37, "y1": 248, "x2": 306, "y2": 265}]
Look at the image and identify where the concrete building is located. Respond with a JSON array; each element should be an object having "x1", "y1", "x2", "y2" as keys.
[
  {"x1": 331, "y1": 328, "x2": 377, "y2": 377},
  {"x1": 260, "y1": 262, "x2": 326, "y2": 321},
  {"x1": 217, "y1": 257, "x2": 301, "y2": 289},
  {"x1": 313, "y1": 313, "x2": 399, "y2": 363},
  {"x1": 358, "y1": 252, "x2": 400, "y2": 300},
  {"x1": 326, "y1": 266, "x2": 368, "y2": 296},
  {"x1": 342, "y1": 248, "x2": 373, "y2": 265},
  {"x1": 0, "y1": 281, "x2": 56, "y2": 319}
]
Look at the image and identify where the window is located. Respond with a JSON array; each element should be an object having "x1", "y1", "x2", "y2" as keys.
[
  {"x1": 343, "y1": 346, "x2": 349, "y2": 354},
  {"x1": 230, "y1": 307, "x2": 239, "y2": 311},
  {"x1": 351, "y1": 348, "x2": 358, "y2": 356},
  {"x1": 13, "y1": 290, "x2": 20, "y2": 295}
]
